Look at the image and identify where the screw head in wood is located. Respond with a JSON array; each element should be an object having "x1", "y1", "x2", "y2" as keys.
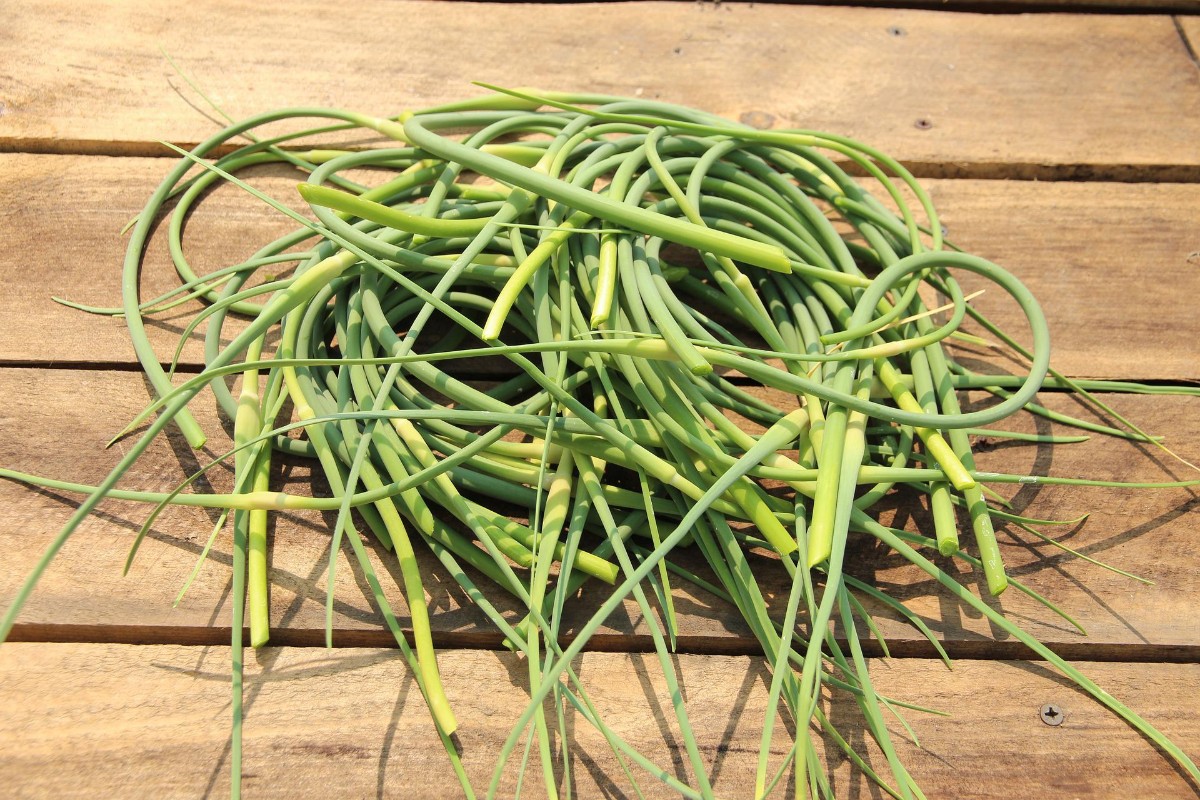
[{"x1": 1040, "y1": 703, "x2": 1065, "y2": 726}]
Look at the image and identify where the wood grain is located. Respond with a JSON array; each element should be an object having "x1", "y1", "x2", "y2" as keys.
[
  {"x1": 928, "y1": 179, "x2": 1200, "y2": 382},
  {"x1": 2, "y1": 3, "x2": 1200, "y2": 177},
  {"x1": 2, "y1": 367, "x2": 1197, "y2": 659},
  {"x1": 2, "y1": 154, "x2": 1198, "y2": 380},
  {"x1": 1, "y1": 642, "x2": 1197, "y2": 799}
]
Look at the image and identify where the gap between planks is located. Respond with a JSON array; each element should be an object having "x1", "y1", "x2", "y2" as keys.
[
  {"x1": 5, "y1": 137, "x2": 1200, "y2": 183},
  {"x1": 8, "y1": 621, "x2": 1200, "y2": 663},
  {"x1": 454, "y1": 0, "x2": 1200, "y2": 15},
  {"x1": 2, "y1": 359, "x2": 1197, "y2": 394}
]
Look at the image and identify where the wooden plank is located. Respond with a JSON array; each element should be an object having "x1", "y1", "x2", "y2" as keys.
[
  {"x1": 0, "y1": 364, "x2": 759, "y2": 647},
  {"x1": 2, "y1": 3, "x2": 1200, "y2": 176},
  {"x1": 1, "y1": 642, "x2": 1197, "y2": 798},
  {"x1": 2, "y1": 154, "x2": 1198, "y2": 380},
  {"x1": 0, "y1": 367, "x2": 509, "y2": 643},
  {"x1": 850, "y1": 387, "x2": 1200, "y2": 657},
  {"x1": 930, "y1": 179, "x2": 1200, "y2": 382},
  {"x1": 3, "y1": 366, "x2": 1198, "y2": 658},
  {"x1": 0, "y1": 154, "x2": 293, "y2": 370}
]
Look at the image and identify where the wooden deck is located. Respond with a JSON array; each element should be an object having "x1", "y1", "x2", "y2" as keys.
[{"x1": 1, "y1": 1, "x2": 1198, "y2": 797}]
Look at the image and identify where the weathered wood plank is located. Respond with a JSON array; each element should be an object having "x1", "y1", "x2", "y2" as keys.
[
  {"x1": 852, "y1": 386, "x2": 1200, "y2": 656},
  {"x1": 1, "y1": 643, "x2": 1196, "y2": 798},
  {"x1": 2, "y1": 367, "x2": 1197, "y2": 657},
  {"x1": 929, "y1": 179, "x2": 1200, "y2": 382},
  {"x1": 2, "y1": 154, "x2": 1198, "y2": 380},
  {"x1": 0, "y1": 154, "x2": 293, "y2": 370},
  {"x1": 0, "y1": 367, "x2": 514, "y2": 643},
  {"x1": 2, "y1": 3, "x2": 1200, "y2": 176}
]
